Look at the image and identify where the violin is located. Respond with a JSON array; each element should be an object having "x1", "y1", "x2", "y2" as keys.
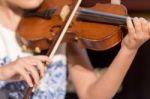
[{"x1": 17, "y1": 0, "x2": 127, "y2": 53}]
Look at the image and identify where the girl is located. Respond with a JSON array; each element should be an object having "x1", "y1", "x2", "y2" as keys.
[{"x1": 0, "y1": 0, "x2": 150, "y2": 99}]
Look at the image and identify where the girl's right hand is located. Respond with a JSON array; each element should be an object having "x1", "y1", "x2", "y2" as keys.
[{"x1": 0, "y1": 55, "x2": 51, "y2": 87}]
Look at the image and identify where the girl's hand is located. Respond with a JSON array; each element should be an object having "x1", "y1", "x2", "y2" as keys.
[
  {"x1": 0, "y1": 55, "x2": 51, "y2": 87},
  {"x1": 122, "y1": 17, "x2": 150, "y2": 51}
]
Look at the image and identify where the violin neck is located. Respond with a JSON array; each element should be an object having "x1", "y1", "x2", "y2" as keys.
[{"x1": 77, "y1": 8, "x2": 127, "y2": 26}]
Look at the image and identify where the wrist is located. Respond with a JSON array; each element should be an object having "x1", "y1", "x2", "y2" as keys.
[
  {"x1": 120, "y1": 46, "x2": 138, "y2": 55},
  {"x1": 0, "y1": 66, "x2": 10, "y2": 80}
]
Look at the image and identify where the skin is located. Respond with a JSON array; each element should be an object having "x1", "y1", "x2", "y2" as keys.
[
  {"x1": 0, "y1": 0, "x2": 44, "y2": 9},
  {"x1": 0, "y1": 0, "x2": 150, "y2": 99}
]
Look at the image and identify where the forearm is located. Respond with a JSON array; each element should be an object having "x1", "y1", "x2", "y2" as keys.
[
  {"x1": 87, "y1": 47, "x2": 137, "y2": 99},
  {"x1": 0, "y1": 66, "x2": 13, "y2": 80},
  {"x1": 0, "y1": 68, "x2": 3, "y2": 80}
]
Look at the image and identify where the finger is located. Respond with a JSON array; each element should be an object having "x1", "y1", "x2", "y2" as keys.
[
  {"x1": 127, "y1": 17, "x2": 135, "y2": 34},
  {"x1": 34, "y1": 56, "x2": 51, "y2": 63},
  {"x1": 34, "y1": 60, "x2": 45, "y2": 77},
  {"x1": 25, "y1": 59, "x2": 46, "y2": 77},
  {"x1": 140, "y1": 17, "x2": 149, "y2": 33},
  {"x1": 17, "y1": 67, "x2": 33, "y2": 87},
  {"x1": 133, "y1": 17, "x2": 142, "y2": 34},
  {"x1": 24, "y1": 64, "x2": 40, "y2": 85},
  {"x1": 149, "y1": 22, "x2": 150, "y2": 35}
]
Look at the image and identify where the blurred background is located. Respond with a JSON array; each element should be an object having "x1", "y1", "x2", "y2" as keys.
[{"x1": 66, "y1": 0, "x2": 150, "y2": 99}]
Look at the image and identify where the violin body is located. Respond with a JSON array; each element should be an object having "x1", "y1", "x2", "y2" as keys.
[
  {"x1": 17, "y1": 0, "x2": 74, "y2": 51},
  {"x1": 70, "y1": 3, "x2": 127, "y2": 50},
  {"x1": 17, "y1": 0, "x2": 127, "y2": 51}
]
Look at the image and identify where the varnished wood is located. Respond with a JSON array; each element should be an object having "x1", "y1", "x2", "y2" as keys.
[{"x1": 17, "y1": 3, "x2": 127, "y2": 51}]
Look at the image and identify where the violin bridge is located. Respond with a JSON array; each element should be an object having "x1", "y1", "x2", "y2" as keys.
[
  {"x1": 60, "y1": 5, "x2": 70, "y2": 22},
  {"x1": 111, "y1": 0, "x2": 121, "y2": 5}
]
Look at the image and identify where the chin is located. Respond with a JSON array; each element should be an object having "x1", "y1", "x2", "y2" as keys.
[
  {"x1": 8, "y1": 0, "x2": 44, "y2": 9},
  {"x1": 16, "y1": 0, "x2": 44, "y2": 10}
]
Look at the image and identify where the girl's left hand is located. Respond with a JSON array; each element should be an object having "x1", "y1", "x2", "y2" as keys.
[{"x1": 122, "y1": 17, "x2": 150, "y2": 51}]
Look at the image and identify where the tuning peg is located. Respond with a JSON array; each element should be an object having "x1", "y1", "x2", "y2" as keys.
[
  {"x1": 60, "y1": 5, "x2": 70, "y2": 21},
  {"x1": 22, "y1": 45, "x2": 28, "y2": 52},
  {"x1": 35, "y1": 47, "x2": 41, "y2": 54}
]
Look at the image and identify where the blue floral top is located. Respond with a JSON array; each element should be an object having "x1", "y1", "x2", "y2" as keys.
[{"x1": 0, "y1": 24, "x2": 67, "y2": 99}]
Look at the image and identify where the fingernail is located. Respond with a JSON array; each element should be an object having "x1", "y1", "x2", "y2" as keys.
[
  {"x1": 127, "y1": 17, "x2": 131, "y2": 20},
  {"x1": 30, "y1": 83, "x2": 33, "y2": 87},
  {"x1": 42, "y1": 72, "x2": 45, "y2": 77},
  {"x1": 37, "y1": 81, "x2": 40, "y2": 85}
]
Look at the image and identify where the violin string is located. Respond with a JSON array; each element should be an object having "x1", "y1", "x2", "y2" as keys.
[
  {"x1": 78, "y1": 13, "x2": 126, "y2": 25},
  {"x1": 78, "y1": 12, "x2": 126, "y2": 23},
  {"x1": 80, "y1": 8, "x2": 127, "y2": 20},
  {"x1": 77, "y1": 9, "x2": 127, "y2": 25}
]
